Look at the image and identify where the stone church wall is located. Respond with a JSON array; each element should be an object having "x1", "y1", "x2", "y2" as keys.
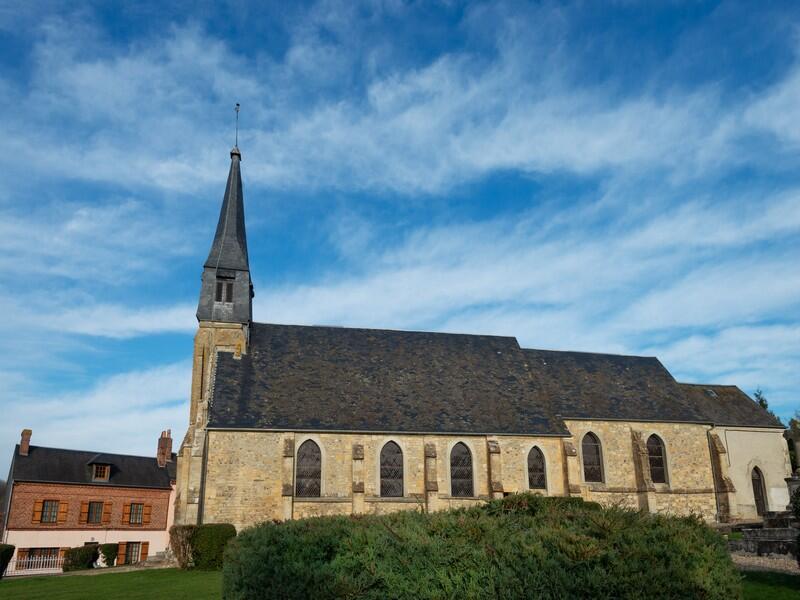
[
  {"x1": 199, "y1": 421, "x2": 722, "y2": 531},
  {"x1": 563, "y1": 420, "x2": 718, "y2": 520},
  {"x1": 201, "y1": 431, "x2": 569, "y2": 530}
]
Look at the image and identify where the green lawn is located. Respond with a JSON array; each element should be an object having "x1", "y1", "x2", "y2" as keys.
[
  {"x1": 1, "y1": 567, "x2": 798, "y2": 599},
  {"x1": 0, "y1": 568, "x2": 222, "y2": 600},
  {"x1": 742, "y1": 570, "x2": 800, "y2": 600}
]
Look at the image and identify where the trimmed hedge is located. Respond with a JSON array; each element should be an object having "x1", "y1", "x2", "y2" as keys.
[
  {"x1": 193, "y1": 523, "x2": 237, "y2": 570},
  {"x1": 170, "y1": 523, "x2": 235, "y2": 570},
  {"x1": 0, "y1": 544, "x2": 14, "y2": 580},
  {"x1": 99, "y1": 543, "x2": 118, "y2": 567},
  {"x1": 63, "y1": 544, "x2": 99, "y2": 572},
  {"x1": 170, "y1": 524, "x2": 198, "y2": 569},
  {"x1": 223, "y1": 494, "x2": 741, "y2": 599}
]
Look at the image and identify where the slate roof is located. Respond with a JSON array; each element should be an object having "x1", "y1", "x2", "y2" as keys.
[
  {"x1": 9, "y1": 445, "x2": 176, "y2": 489},
  {"x1": 209, "y1": 323, "x2": 569, "y2": 435},
  {"x1": 204, "y1": 147, "x2": 249, "y2": 272},
  {"x1": 208, "y1": 322, "x2": 783, "y2": 434},
  {"x1": 522, "y1": 349, "x2": 708, "y2": 423},
  {"x1": 679, "y1": 383, "x2": 784, "y2": 428}
]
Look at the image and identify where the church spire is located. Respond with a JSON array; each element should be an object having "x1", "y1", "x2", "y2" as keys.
[
  {"x1": 196, "y1": 143, "x2": 254, "y2": 325},
  {"x1": 204, "y1": 146, "x2": 249, "y2": 271}
]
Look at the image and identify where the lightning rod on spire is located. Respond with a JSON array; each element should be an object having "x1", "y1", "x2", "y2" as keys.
[{"x1": 235, "y1": 103, "x2": 240, "y2": 148}]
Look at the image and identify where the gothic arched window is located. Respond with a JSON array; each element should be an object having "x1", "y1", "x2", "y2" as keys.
[
  {"x1": 296, "y1": 440, "x2": 321, "y2": 497},
  {"x1": 450, "y1": 443, "x2": 474, "y2": 497},
  {"x1": 582, "y1": 433, "x2": 604, "y2": 483},
  {"x1": 528, "y1": 447, "x2": 546, "y2": 489},
  {"x1": 380, "y1": 441, "x2": 403, "y2": 497},
  {"x1": 646, "y1": 434, "x2": 668, "y2": 484}
]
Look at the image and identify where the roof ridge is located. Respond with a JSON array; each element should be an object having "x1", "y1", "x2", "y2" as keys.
[
  {"x1": 522, "y1": 347, "x2": 657, "y2": 360},
  {"x1": 251, "y1": 320, "x2": 521, "y2": 341},
  {"x1": 678, "y1": 382, "x2": 740, "y2": 389},
  {"x1": 22, "y1": 445, "x2": 159, "y2": 461}
]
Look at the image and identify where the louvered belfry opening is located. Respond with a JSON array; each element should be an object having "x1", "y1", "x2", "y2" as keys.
[
  {"x1": 450, "y1": 442, "x2": 474, "y2": 497},
  {"x1": 528, "y1": 447, "x2": 546, "y2": 489},
  {"x1": 380, "y1": 441, "x2": 404, "y2": 497},
  {"x1": 582, "y1": 432, "x2": 604, "y2": 483},
  {"x1": 646, "y1": 434, "x2": 668, "y2": 484},
  {"x1": 296, "y1": 440, "x2": 322, "y2": 497}
]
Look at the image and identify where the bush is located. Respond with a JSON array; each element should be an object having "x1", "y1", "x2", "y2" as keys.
[
  {"x1": 170, "y1": 524, "x2": 198, "y2": 569},
  {"x1": 0, "y1": 544, "x2": 14, "y2": 580},
  {"x1": 98, "y1": 543, "x2": 118, "y2": 567},
  {"x1": 790, "y1": 487, "x2": 800, "y2": 520},
  {"x1": 223, "y1": 494, "x2": 741, "y2": 600},
  {"x1": 63, "y1": 544, "x2": 99, "y2": 572},
  {"x1": 193, "y1": 523, "x2": 237, "y2": 570}
]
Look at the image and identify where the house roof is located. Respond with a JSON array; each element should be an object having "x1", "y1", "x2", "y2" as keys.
[
  {"x1": 678, "y1": 383, "x2": 784, "y2": 428},
  {"x1": 522, "y1": 349, "x2": 708, "y2": 424},
  {"x1": 10, "y1": 446, "x2": 176, "y2": 489},
  {"x1": 208, "y1": 323, "x2": 569, "y2": 435}
]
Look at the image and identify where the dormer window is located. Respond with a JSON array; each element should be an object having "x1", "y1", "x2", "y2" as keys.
[
  {"x1": 93, "y1": 464, "x2": 110, "y2": 482},
  {"x1": 215, "y1": 278, "x2": 234, "y2": 303}
]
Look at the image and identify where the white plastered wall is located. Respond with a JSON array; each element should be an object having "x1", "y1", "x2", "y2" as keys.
[{"x1": 714, "y1": 427, "x2": 791, "y2": 518}]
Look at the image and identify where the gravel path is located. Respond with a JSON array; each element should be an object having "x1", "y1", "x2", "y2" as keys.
[{"x1": 731, "y1": 552, "x2": 799, "y2": 575}]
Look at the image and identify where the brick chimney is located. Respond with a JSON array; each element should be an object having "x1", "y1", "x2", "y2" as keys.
[
  {"x1": 19, "y1": 429, "x2": 32, "y2": 456},
  {"x1": 157, "y1": 429, "x2": 173, "y2": 468}
]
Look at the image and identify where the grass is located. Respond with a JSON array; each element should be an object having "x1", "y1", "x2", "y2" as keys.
[
  {"x1": 0, "y1": 568, "x2": 222, "y2": 600},
  {"x1": 741, "y1": 570, "x2": 800, "y2": 600},
  {"x1": 1, "y1": 566, "x2": 797, "y2": 599}
]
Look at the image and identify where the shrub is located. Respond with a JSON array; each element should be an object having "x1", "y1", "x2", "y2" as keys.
[
  {"x1": 63, "y1": 544, "x2": 99, "y2": 572},
  {"x1": 0, "y1": 544, "x2": 14, "y2": 580},
  {"x1": 223, "y1": 494, "x2": 741, "y2": 600},
  {"x1": 790, "y1": 486, "x2": 800, "y2": 520},
  {"x1": 170, "y1": 524, "x2": 198, "y2": 569},
  {"x1": 98, "y1": 543, "x2": 118, "y2": 567},
  {"x1": 193, "y1": 523, "x2": 237, "y2": 570}
]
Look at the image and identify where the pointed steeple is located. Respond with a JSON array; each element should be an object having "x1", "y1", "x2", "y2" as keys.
[
  {"x1": 204, "y1": 147, "x2": 249, "y2": 271},
  {"x1": 196, "y1": 146, "x2": 254, "y2": 325}
]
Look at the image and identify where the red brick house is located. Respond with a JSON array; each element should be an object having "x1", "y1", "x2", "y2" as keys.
[{"x1": 1, "y1": 429, "x2": 176, "y2": 574}]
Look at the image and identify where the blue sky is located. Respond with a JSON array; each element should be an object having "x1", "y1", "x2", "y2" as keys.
[{"x1": 1, "y1": 1, "x2": 799, "y2": 475}]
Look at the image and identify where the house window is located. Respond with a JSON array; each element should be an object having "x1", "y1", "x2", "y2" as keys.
[
  {"x1": 296, "y1": 440, "x2": 322, "y2": 497},
  {"x1": 215, "y1": 279, "x2": 234, "y2": 303},
  {"x1": 129, "y1": 503, "x2": 144, "y2": 525},
  {"x1": 582, "y1": 433, "x2": 604, "y2": 483},
  {"x1": 528, "y1": 447, "x2": 546, "y2": 489},
  {"x1": 125, "y1": 542, "x2": 141, "y2": 564},
  {"x1": 41, "y1": 500, "x2": 59, "y2": 523},
  {"x1": 646, "y1": 435, "x2": 668, "y2": 484},
  {"x1": 93, "y1": 464, "x2": 110, "y2": 481},
  {"x1": 87, "y1": 502, "x2": 104, "y2": 524},
  {"x1": 380, "y1": 441, "x2": 403, "y2": 497},
  {"x1": 450, "y1": 442, "x2": 473, "y2": 497}
]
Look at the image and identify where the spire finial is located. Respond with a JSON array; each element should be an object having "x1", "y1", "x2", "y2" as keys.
[{"x1": 235, "y1": 103, "x2": 240, "y2": 147}]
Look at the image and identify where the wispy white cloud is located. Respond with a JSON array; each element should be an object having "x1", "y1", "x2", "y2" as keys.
[
  {"x1": 3, "y1": 5, "x2": 800, "y2": 196},
  {"x1": 1, "y1": 361, "x2": 191, "y2": 473}
]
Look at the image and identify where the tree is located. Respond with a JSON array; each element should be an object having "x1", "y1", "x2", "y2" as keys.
[
  {"x1": 754, "y1": 389, "x2": 768, "y2": 410},
  {"x1": 787, "y1": 411, "x2": 800, "y2": 473},
  {"x1": 753, "y1": 388, "x2": 783, "y2": 426}
]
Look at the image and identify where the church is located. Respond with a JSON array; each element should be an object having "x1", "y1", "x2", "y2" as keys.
[{"x1": 174, "y1": 146, "x2": 791, "y2": 531}]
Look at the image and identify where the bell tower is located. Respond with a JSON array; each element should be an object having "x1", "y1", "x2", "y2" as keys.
[{"x1": 175, "y1": 144, "x2": 253, "y2": 525}]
